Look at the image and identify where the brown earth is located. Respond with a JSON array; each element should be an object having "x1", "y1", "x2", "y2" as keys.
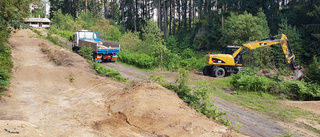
[
  {"x1": 282, "y1": 101, "x2": 320, "y2": 115},
  {"x1": 0, "y1": 29, "x2": 242, "y2": 136}
]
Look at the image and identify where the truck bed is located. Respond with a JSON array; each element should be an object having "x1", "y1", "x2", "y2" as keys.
[{"x1": 79, "y1": 40, "x2": 120, "y2": 54}]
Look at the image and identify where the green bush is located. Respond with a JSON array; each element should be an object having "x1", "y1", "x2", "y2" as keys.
[
  {"x1": 305, "y1": 56, "x2": 320, "y2": 84},
  {"x1": 49, "y1": 28, "x2": 73, "y2": 40},
  {"x1": 160, "y1": 68, "x2": 230, "y2": 126},
  {"x1": 0, "y1": 44, "x2": 12, "y2": 91},
  {"x1": 0, "y1": 44, "x2": 13, "y2": 72},
  {"x1": 118, "y1": 50, "x2": 159, "y2": 69},
  {"x1": 91, "y1": 62, "x2": 127, "y2": 82},
  {"x1": 232, "y1": 72, "x2": 275, "y2": 92},
  {"x1": 232, "y1": 70, "x2": 320, "y2": 100},
  {"x1": 0, "y1": 69, "x2": 10, "y2": 89},
  {"x1": 46, "y1": 33, "x2": 60, "y2": 46},
  {"x1": 78, "y1": 46, "x2": 93, "y2": 60},
  {"x1": 281, "y1": 81, "x2": 320, "y2": 100}
]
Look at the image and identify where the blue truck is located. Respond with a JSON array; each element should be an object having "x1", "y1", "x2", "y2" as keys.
[{"x1": 71, "y1": 30, "x2": 120, "y2": 62}]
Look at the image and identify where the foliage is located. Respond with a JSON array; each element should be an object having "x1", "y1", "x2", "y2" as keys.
[
  {"x1": 231, "y1": 70, "x2": 320, "y2": 101},
  {"x1": 77, "y1": 11, "x2": 96, "y2": 30},
  {"x1": 49, "y1": 28, "x2": 73, "y2": 40},
  {"x1": 220, "y1": 10, "x2": 271, "y2": 68},
  {"x1": 51, "y1": 10, "x2": 74, "y2": 30},
  {"x1": 46, "y1": 33, "x2": 60, "y2": 46},
  {"x1": 276, "y1": 19, "x2": 304, "y2": 64},
  {"x1": 119, "y1": 31, "x2": 141, "y2": 52},
  {"x1": 0, "y1": 0, "x2": 31, "y2": 21},
  {"x1": 160, "y1": 68, "x2": 230, "y2": 126},
  {"x1": 78, "y1": 46, "x2": 93, "y2": 60},
  {"x1": 0, "y1": 44, "x2": 13, "y2": 72},
  {"x1": 91, "y1": 62, "x2": 127, "y2": 82},
  {"x1": 305, "y1": 56, "x2": 320, "y2": 84},
  {"x1": 90, "y1": 19, "x2": 122, "y2": 42},
  {"x1": 165, "y1": 36, "x2": 179, "y2": 52},
  {"x1": 220, "y1": 10, "x2": 270, "y2": 45},
  {"x1": 118, "y1": 50, "x2": 158, "y2": 69},
  {"x1": 232, "y1": 71, "x2": 275, "y2": 92},
  {"x1": 281, "y1": 81, "x2": 320, "y2": 100}
]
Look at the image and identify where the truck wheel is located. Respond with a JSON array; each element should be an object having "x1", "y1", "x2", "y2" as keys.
[
  {"x1": 213, "y1": 67, "x2": 225, "y2": 77},
  {"x1": 203, "y1": 66, "x2": 212, "y2": 76},
  {"x1": 92, "y1": 53, "x2": 97, "y2": 62},
  {"x1": 72, "y1": 47, "x2": 79, "y2": 53}
]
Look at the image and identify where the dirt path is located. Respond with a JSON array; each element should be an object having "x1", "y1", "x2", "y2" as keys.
[{"x1": 0, "y1": 29, "x2": 238, "y2": 136}]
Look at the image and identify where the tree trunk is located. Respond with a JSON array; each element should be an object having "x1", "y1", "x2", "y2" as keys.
[
  {"x1": 169, "y1": 0, "x2": 172, "y2": 35},
  {"x1": 193, "y1": 0, "x2": 195, "y2": 24},
  {"x1": 104, "y1": 0, "x2": 108, "y2": 19},
  {"x1": 160, "y1": 0, "x2": 163, "y2": 31},
  {"x1": 85, "y1": 0, "x2": 87, "y2": 12},
  {"x1": 173, "y1": 0, "x2": 176, "y2": 35},
  {"x1": 134, "y1": 0, "x2": 137, "y2": 32},
  {"x1": 164, "y1": 0, "x2": 168, "y2": 37},
  {"x1": 158, "y1": 0, "x2": 161, "y2": 30},
  {"x1": 178, "y1": 0, "x2": 181, "y2": 31},
  {"x1": 121, "y1": 0, "x2": 125, "y2": 29},
  {"x1": 184, "y1": 0, "x2": 187, "y2": 30},
  {"x1": 189, "y1": 0, "x2": 192, "y2": 29}
]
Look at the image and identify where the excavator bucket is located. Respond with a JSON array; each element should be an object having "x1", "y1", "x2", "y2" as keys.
[
  {"x1": 294, "y1": 69, "x2": 303, "y2": 80},
  {"x1": 291, "y1": 61, "x2": 303, "y2": 80}
]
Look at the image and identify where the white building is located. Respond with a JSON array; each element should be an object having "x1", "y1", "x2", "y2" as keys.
[{"x1": 25, "y1": 17, "x2": 51, "y2": 28}]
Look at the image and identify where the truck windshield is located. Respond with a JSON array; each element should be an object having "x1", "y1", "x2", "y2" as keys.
[{"x1": 78, "y1": 32, "x2": 98, "y2": 39}]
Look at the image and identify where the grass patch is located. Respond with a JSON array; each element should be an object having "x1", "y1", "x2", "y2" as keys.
[
  {"x1": 91, "y1": 62, "x2": 128, "y2": 82},
  {"x1": 117, "y1": 61, "x2": 157, "y2": 72},
  {"x1": 191, "y1": 77, "x2": 317, "y2": 123},
  {"x1": 297, "y1": 122, "x2": 320, "y2": 135}
]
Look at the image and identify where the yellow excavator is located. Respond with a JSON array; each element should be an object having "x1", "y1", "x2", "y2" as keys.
[{"x1": 203, "y1": 34, "x2": 303, "y2": 80}]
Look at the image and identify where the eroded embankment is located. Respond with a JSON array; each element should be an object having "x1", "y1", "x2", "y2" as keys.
[{"x1": 0, "y1": 29, "x2": 241, "y2": 137}]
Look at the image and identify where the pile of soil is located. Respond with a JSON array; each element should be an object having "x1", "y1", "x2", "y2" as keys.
[{"x1": 0, "y1": 29, "x2": 242, "y2": 136}]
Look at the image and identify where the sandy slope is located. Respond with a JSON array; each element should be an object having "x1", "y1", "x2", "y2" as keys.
[{"x1": 0, "y1": 29, "x2": 241, "y2": 136}]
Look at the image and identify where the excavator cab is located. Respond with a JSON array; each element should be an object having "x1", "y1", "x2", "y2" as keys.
[{"x1": 225, "y1": 46, "x2": 243, "y2": 64}]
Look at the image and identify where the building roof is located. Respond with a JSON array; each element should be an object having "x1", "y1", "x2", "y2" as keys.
[{"x1": 25, "y1": 18, "x2": 51, "y2": 23}]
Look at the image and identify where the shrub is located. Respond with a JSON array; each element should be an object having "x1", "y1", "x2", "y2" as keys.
[
  {"x1": 305, "y1": 56, "x2": 320, "y2": 84},
  {"x1": 78, "y1": 46, "x2": 93, "y2": 60},
  {"x1": 91, "y1": 62, "x2": 127, "y2": 82},
  {"x1": 232, "y1": 69, "x2": 320, "y2": 100},
  {"x1": 160, "y1": 68, "x2": 230, "y2": 126},
  {"x1": 46, "y1": 33, "x2": 60, "y2": 46},
  {"x1": 281, "y1": 81, "x2": 320, "y2": 100},
  {"x1": 0, "y1": 69, "x2": 10, "y2": 89},
  {"x1": 49, "y1": 28, "x2": 73, "y2": 40},
  {"x1": 118, "y1": 50, "x2": 159, "y2": 69}
]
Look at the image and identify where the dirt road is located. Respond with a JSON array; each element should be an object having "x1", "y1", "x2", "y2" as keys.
[{"x1": 0, "y1": 29, "x2": 239, "y2": 136}]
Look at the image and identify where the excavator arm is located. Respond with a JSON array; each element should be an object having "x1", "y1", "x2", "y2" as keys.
[{"x1": 232, "y1": 34, "x2": 302, "y2": 79}]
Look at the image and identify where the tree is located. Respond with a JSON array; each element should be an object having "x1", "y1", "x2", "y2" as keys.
[
  {"x1": 220, "y1": 11, "x2": 271, "y2": 68},
  {"x1": 0, "y1": 0, "x2": 31, "y2": 21},
  {"x1": 305, "y1": 56, "x2": 320, "y2": 84},
  {"x1": 277, "y1": 19, "x2": 304, "y2": 65}
]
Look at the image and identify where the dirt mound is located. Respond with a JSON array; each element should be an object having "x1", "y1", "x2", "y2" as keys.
[
  {"x1": 39, "y1": 42, "x2": 91, "y2": 69},
  {"x1": 106, "y1": 82, "x2": 238, "y2": 137},
  {"x1": 0, "y1": 29, "x2": 242, "y2": 137}
]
